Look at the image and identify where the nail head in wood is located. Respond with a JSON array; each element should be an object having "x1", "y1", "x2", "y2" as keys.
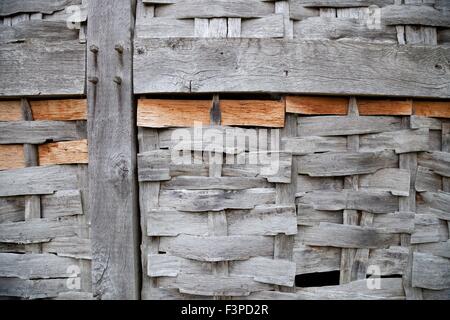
[
  {"x1": 89, "y1": 45, "x2": 99, "y2": 53},
  {"x1": 88, "y1": 76, "x2": 98, "y2": 84},
  {"x1": 113, "y1": 76, "x2": 122, "y2": 85},
  {"x1": 114, "y1": 44, "x2": 124, "y2": 54}
]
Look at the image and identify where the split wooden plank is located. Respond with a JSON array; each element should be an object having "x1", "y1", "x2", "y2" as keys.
[
  {"x1": 0, "y1": 121, "x2": 86, "y2": 144},
  {"x1": 417, "y1": 240, "x2": 450, "y2": 259},
  {"x1": 0, "y1": 145, "x2": 25, "y2": 170},
  {"x1": 38, "y1": 139, "x2": 88, "y2": 166},
  {"x1": 241, "y1": 14, "x2": 285, "y2": 38},
  {"x1": 0, "y1": 0, "x2": 81, "y2": 16},
  {"x1": 220, "y1": 100, "x2": 285, "y2": 128},
  {"x1": 293, "y1": 245, "x2": 341, "y2": 274},
  {"x1": 148, "y1": 254, "x2": 212, "y2": 277},
  {"x1": 372, "y1": 212, "x2": 415, "y2": 234},
  {"x1": 134, "y1": 38, "x2": 450, "y2": 98},
  {"x1": 297, "y1": 223, "x2": 400, "y2": 249},
  {"x1": 159, "y1": 234, "x2": 274, "y2": 262},
  {"x1": 161, "y1": 176, "x2": 272, "y2": 190},
  {"x1": 0, "y1": 165, "x2": 79, "y2": 197},
  {"x1": 410, "y1": 116, "x2": 442, "y2": 130},
  {"x1": 41, "y1": 190, "x2": 84, "y2": 219},
  {"x1": 136, "y1": 18, "x2": 195, "y2": 38},
  {"x1": 368, "y1": 246, "x2": 409, "y2": 276},
  {"x1": 382, "y1": 5, "x2": 450, "y2": 27},
  {"x1": 411, "y1": 214, "x2": 448, "y2": 244},
  {"x1": 0, "y1": 40, "x2": 85, "y2": 97},
  {"x1": 0, "y1": 21, "x2": 79, "y2": 43},
  {"x1": 357, "y1": 99, "x2": 412, "y2": 116},
  {"x1": 419, "y1": 191, "x2": 450, "y2": 221},
  {"x1": 412, "y1": 253, "x2": 450, "y2": 290},
  {"x1": 0, "y1": 100, "x2": 22, "y2": 121},
  {"x1": 415, "y1": 166, "x2": 443, "y2": 192},
  {"x1": 297, "y1": 204, "x2": 343, "y2": 226},
  {"x1": 154, "y1": 0, "x2": 275, "y2": 18},
  {"x1": 137, "y1": 99, "x2": 211, "y2": 128},
  {"x1": 359, "y1": 168, "x2": 410, "y2": 196},
  {"x1": 359, "y1": 129, "x2": 430, "y2": 154},
  {"x1": 297, "y1": 190, "x2": 398, "y2": 213},
  {"x1": 158, "y1": 188, "x2": 276, "y2": 212},
  {"x1": 0, "y1": 253, "x2": 78, "y2": 279},
  {"x1": 41, "y1": 236, "x2": 91, "y2": 260},
  {"x1": 413, "y1": 101, "x2": 450, "y2": 118},
  {"x1": 30, "y1": 99, "x2": 87, "y2": 121},
  {"x1": 0, "y1": 277, "x2": 76, "y2": 299},
  {"x1": 0, "y1": 197, "x2": 25, "y2": 223},
  {"x1": 296, "y1": 175, "x2": 343, "y2": 193},
  {"x1": 297, "y1": 150, "x2": 398, "y2": 177},
  {"x1": 147, "y1": 208, "x2": 208, "y2": 236},
  {"x1": 298, "y1": 116, "x2": 402, "y2": 136},
  {"x1": 418, "y1": 151, "x2": 450, "y2": 177},
  {"x1": 158, "y1": 274, "x2": 273, "y2": 296},
  {"x1": 281, "y1": 136, "x2": 347, "y2": 155},
  {"x1": 138, "y1": 149, "x2": 171, "y2": 182},
  {"x1": 288, "y1": 2, "x2": 319, "y2": 20},
  {"x1": 285, "y1": 96, "x2": 348, "y2": 115}
]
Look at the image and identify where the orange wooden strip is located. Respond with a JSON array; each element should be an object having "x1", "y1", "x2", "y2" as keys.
[
  {"x1": 0, "y1": 145, "x2": 25, "y2": 170},
  {"x1": 38, "y1": 139, "x2": 88, "y2": 166},
  {"x1": 414, "y1": 101, "x2": 450, "y2": 118},
  {"x1": 220, "y1": 100, "x2": 285, "y2": 127},
  {"x1": 30, "y1": 99, "x2": 87, "y2": 120},
  {"x1": 358, "y1": 99, "x2": 412, "y2": 115},
  {"x1": 285, "y1": 96, "x2": 348, "y2": 115},
  {"x1": 137, "y1": 99, "x2": 211, "y2": 128},
  {"x1": 0, "y1": 100, "x2": 22, "y2": 121}
]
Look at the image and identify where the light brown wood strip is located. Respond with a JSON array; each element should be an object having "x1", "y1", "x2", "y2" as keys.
[
  {"x1": 286, "y1": 96, "x2": 348, "y2": 115},
  {"x1": 413, "y1": 101, "x2": 450, "y2": 118},
  {"x1": 137, "y1": 99, "x2": 211, "y2": 128},
  {"x1": 0, "y1": 145, "x2": 25, "y2": 170},
  {"x1": 38, "y1": 139, "x2": 88, "y2": 166},
  {"x1": 30, "y1": 99, "x2": 87, "y2": 121},
  {"x1": 358, "y1": 99, "x2": 412, "y2": 116},
  {"x1": 0, "y1": 100, "x2": 22, "y2": 121},
  {"x1": 220, "y1": 100, "x2": 285, "y2": 127}
]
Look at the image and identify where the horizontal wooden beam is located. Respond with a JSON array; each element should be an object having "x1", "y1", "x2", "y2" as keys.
[{"x1": 134, "y1": 38, "x2": 450, "y2": 98}]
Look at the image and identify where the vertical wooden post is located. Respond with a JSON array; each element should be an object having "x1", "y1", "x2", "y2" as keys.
[{"x1": 87, "y1": 0, "x2": 139, "y2": 299}]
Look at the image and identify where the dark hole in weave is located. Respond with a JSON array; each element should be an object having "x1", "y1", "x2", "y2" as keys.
[
  {"x1": 295, "y1": 271, "x2": 340, "y2": 287},
  {"x1": 368, "y1": 274, "x2": 403, "y2": 279}
]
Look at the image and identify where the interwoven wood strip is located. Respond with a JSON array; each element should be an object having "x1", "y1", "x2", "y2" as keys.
[
  {"x1": 0, "y1": 98, "x2": 92, "y2": 300},
  {"x1": 139, "y1": 96, "x2": 450, "y2": 300}
]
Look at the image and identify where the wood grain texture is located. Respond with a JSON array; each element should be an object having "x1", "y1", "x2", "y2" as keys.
[
  {"x1": 418, "y1": 151, "x2": 450, "y2": 177},
  {"x1": 293, "y1": 245, "x2": 341, "y2": 274},
  {"x1": 0, "y1": 144, "x2": 25, "y2": 170},
  {"x1": 220, "y1": 100, "x2": 285, "y2": 127},
  {"x1": 282, "y1": 136, "x2": 347, "y2": 155},
  {"x1": 359, "y1": 129, "x2": 430, "y2": 154},
  {"x1": 286, "y1": 96, "x2": 348, "y2": 115},
  {"x1": 137, "y1": 99, "x2": 212, "y2": 128},
  {"x1": 293, "y1": 0, "x2": 394, "y2": 8},
  {"x1": 0, "y1": 40, "x2": 85, "y2": 97},
  {"x1": 0, "y1": 100, "x2": 22, "y2": 121},
  {"x1": 30, "y1": 99, "x2": 87, "y2": 121},
  {"x1": 382, "y1": 5, "x2": 450, "y2": 27},
  {"x1": 358, "y1": 99, "x2": 412, "y2": 115},
  {"x1": 38, "y1": 139, "x2": 88, "y2": 166},
  {"x1": 0, "y1": 20, "x2": 79, "y2": 43},
  {"x1": 0, "y1": 0, "x2": 81, "y2": 16},
  {"x1": 413, "y1": 101, "x2": 450, "y2": 118},
  {"x1": 359, "y1": 168, "x2": 410, "y2": 196},
  {"x1": 134, "y1": 38, "x2": 450, "y2": 98},
  {"x1": 412, "y1": 253, "x2": 450, "y2": 290}
]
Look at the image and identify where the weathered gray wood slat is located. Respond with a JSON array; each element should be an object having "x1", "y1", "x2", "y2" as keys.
[
  {"x1": 0, "y1": 253, "x2": 78, "y2": 279},
  {"x1": 291, "y1": 0, "x2": 394, "y2": 8},
  {"x1": 246, "y1": 278, "x2": 404, "y2": 300},
  {"x1": 410, "y1": 116, "x2": 442, "y2": 130},
  {"x1": 159, "y1": 234, "x2": 274, "y2": 261},
  {"x1": 0, "y1": 165, "x2": 79, "y2": 197},
  {"x1": 136, "y1": 18, "x2": 195, "y2": 38},
  {"x1": 0, "y1": 197, "x2": 25, "y2": 223},
  {"x1": 294, "y1": 17, "x2": 397, "y2": 42},
  {"x1": 161, "y1": 176, "x2": 272, "y2": 190},
  {"x1": 154, "y1": 0, "x2": 275, "y2": 18},
  {"x1": 158, "y1": 274, "x2": 273, "y2": 296},
  {"x1": 435, "y1": 0, "x2": 450, "y2": 10},
  {"x1": 415, "y1": 166, "x2": 442, "y2": 192},
  {"x1": 359, "y1": 168, "x2": 410, "y2": 196},
  {"x1": 297, "y1": 223, "x2": 399, "y2": 249},
  {"x1": 282, "y1": 136, "x2": 347, "y2": 155},
  {"x1": 52, "y1": 291, "x2": 95, "y2": 300},
  {"x1": 382, "y1": 5, "x2": 450, "y2": 27},
  {"x1": 0, "y1": 21, "x2": 79, "y2": 43},
  {"x1": 359, "y1": 129, "x2": 430, "y2": 154},
  {"x1": 41, "y1": 236, "x2": 91, "y2": 260},
  {"x1": 41, "y1": 190, "x2": 84, "y2": 218},
  {"x1": 296, "y1": 175, "x2": 343, "y2": 193},
  {"x1": 297, "y1": 116, "x2": 402, "y2": 137},
  {"x1": 411, "y1": 214, "x2": 449, "y2": 244},
  {"x1": 368, "y1": 246, "x2": 409, "y2": 276},
  {"x1": 293, "y1": 245, "x2": 341, "y2": 274},
  {"x1": 419, "y1": 191, "x2": 450, "y2": 221},
  {"x1": 0, "y1": 0, "x2": 81, "y2": 16},
  {"x1": 297, "y1": 150, "x2": 398, "y2": 177},
  {"x1": 158, "y1": 188, "x2": 276, "y2": 212},
  {"x1": 297, "y1": 190, "x2": 398, "y2": 213},
  {"x1": 138, "y1": 150, "x2": 171, "y2": 181},
  {"x1": 0, "y1": 40, "x2": 85, "y2": 97},
  {"x1": 147, "y1": 208, "x2": 208, "y2": 236},
  {"x1": 412, "y1": 253, "x2": 450, "y2": 290},
  {"x1": 372, "y1": 212, "x2": 415, "y2": 234},
  {"x1": 422, "y1": 289, "x2": 450, "y2": 300},
  {"x1": 0, "y1": 277, "x2": 75, "y2": 299},
  {"x1": 147, "y1": 254, "x2": 212, "y2": 277},
  {"x1": 0, "y1": 121, "x2": 86, "y2": 144},
  {"x1": 417, "y1": 240, "x2": 450, "y2": 259},
  {"x1": 241, "y1": 14, "x2": 285, "y2": 38},
  {"x1": 134, "y1": 38, "x2": 450, "y2": 97},
  {"x1": 418, "y1": 151, "x2": 450, "y2": 177},
  {"x1": 0, "y1": 217, "x2": 81, "y2": 244},
  {"x1": 87, "y1": 0, "x2": 139, "y2": 299},
  {"x1": 297, "y1": 204, "x2": 343, "y2": 226}
]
